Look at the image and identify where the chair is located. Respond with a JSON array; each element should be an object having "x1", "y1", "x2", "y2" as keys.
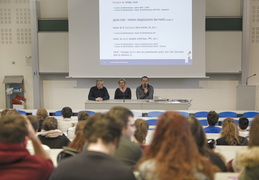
[
  {"x1": 84, "y1": 110, "x2": 95, "y2": 115},
  {"x1": 147, "y1": 111, "x2": 164, "y2": 117},
  {"x1": 146, "y1": 119, "x2": 158, "y2": 126},
  {"x1": 54, "y1": 110, "x2": 62, "y2": 116},
  {"x1": 199, "y1": 119, "x2": 208, "y2": 126},
  {"x1": 219, "y1": 111, "x2": 237, "y2": 118},
  {"x1": 178, "y1": 111, "x2": 189, "y2": 117},
  {"x1": 194, "y1": 111, "x2": 209, "y2": 118},
  {"x1": 242, "y1": 111, "x2": 259, "y2": 118},
  {"x1": 16, "y1": 110, "x2": 26, "y2": 115}
]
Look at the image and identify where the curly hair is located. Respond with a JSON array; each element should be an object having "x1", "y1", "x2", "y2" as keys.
[
  {"x1": 134, "y1": 119, "x2": 149, "y2": 144},
  {"x1": 137, "y1": 111, "x2": 217, "y2": 180},
  {"x1": 220, "y1": 118, "x2": 240, "y2": 145}
]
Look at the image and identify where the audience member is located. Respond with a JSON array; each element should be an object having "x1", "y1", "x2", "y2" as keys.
[
  {"x1": 38, "y1": 117, "x2": 70, "y2": 148},
  {"x1": 0, "y1": 108, "x2": 10, "y2": 117},
  {"x1": 136, "y1": 111, "x2": 218, "y2": 180},
  {"x1": 133, "y1": 119, "x2": 149, "y2": 145},
  {"x1": 136, "y1": 76, "x2": 154, "y2": 99},
  {"x1": 57, "y1": 120, "x2": 88, "y2": 164},
  {"x1": 0, "y1": 114, "x2": 54, "y2": 179},
  {"x1": 238, "y1": 117, "x2": 249, "y2": 138},
  {"x1": 26, "y1": 115, "x2": 50, "y2": 155},
  {"x1": 216, "y1": 118, "x2": 248, "y2": 146},
  {"x1": 58, "y1": 106, "x2": 76, "y2": 134},
  {"x1": 237, "y1": 115, "x2": 259, "y2": 180},
  {"x1": 67, "y1": 111, "x2": 90, "y2": 139},
  {"x1": 5, "y1": 109, "x2": 20, "y2": 116},
  {"x1": 114, "y1": 78, "x2": 132, "y2": 99},
  {"x1": 204, "y1": 111, "x2": 221, "y2": 133},
  {"x1": 36, "y1": 108, "x2": 49, "y2": 132},
  {"x1": 108, "y1": 106, "x2": 143, "y2": 169},
  {"x1": 188, "y1": 116, "x2": 227, "y2": 172},
  {"x1": 88, "y1": 79, "x2": 110, "y2": 101},
  {"x1": 50, "y1": 113, "x2": 136, "y2": 180}
]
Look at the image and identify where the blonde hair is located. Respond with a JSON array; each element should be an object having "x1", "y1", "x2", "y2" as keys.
[
  {"x1": 118, "y1": 78, "x2": 126, "y2": 84},
  {"x1": 220, "y1": 118, "x2": 240, "y2": 145}
]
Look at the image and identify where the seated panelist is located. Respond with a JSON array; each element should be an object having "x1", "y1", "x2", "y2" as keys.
[
  {"x1": 88, "y1": 79, "x2": 110, "y2": 101},
  {"x1": 114, "y1": 79, "x2": 131, "y2": 99},
  {"x1": 136, "y1": 76, "x2": 154, "y2": 99}
]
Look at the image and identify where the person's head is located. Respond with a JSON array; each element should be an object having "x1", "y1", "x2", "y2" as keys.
[
  {"x1": 77, "y1": 111, "x2": 89, "y2": 121},
  {"x1": 96, "y1": 79, "x2": 104, "y2": 89},
  {"x1": 84, "y1": 113, "x2": 123, "y2": 155},
  {"x1": 134, "y1": 119, "x2": 149, "y2": 144},
  {"x1": 1, "y1": 109, "x2": 10, "y2": 117},
  {"x1": 36, "y1": 108, "x2": 48, "y2": 121},
  {"x1": 42, "y1": 117, "x2": 58, "y2": 131},
  {"x1": 118, "y1": 78, "x2": 126, "y2": 88},
  {"x1": 0, "y1": 114, "x2": 27, "y2": 144},
  {"x1": 138, "y1": 111, "x2": 217, "y2": 179},
  {"x1": 220, "y1": 118, "x2": 240, "y2": 145},
  {"x1": 27, "y1": 115, "x2": 39, "y2": 132},
  {"x1": 207, "y1": 111, "x2": 219, "y2": 126},
  {"x1": 69, "y1": 120, "x2": 88, "y2": 152},
  {"x1": 188, "y1": 116, "x2": 208, "y2": 155},
  {"x1": 107, "y1": 106, "x2": 135, "y2": 138},
  {"x1": 6, "y1": 109, "x2": 20, "y2": 116},
  {"x1": 62, "y1": 106, "x2": 73, "y2": 118},
  {"x1": 238, "y1": 117, "x2": 249, "y2": 130},
  {"x1": 141, "y1": 76, "x2": 149, "y2": 86},
  {"x1": 248, "y1": 115, "x2": 259, "y2": 147}
]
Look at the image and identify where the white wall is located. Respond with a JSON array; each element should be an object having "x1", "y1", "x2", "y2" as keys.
[{"x1": 1, "y1": 0, "x2": 259, "y2": 110}]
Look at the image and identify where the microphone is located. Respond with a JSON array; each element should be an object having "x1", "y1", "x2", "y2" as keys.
[
  {"x1": 144, "y1": 84, "x2": 147, "y2": 88},
  {"x1": 246, "y1": 74, "x2": 256, "y2": 85}
]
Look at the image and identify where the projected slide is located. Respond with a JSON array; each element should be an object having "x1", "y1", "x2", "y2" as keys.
[{"x1": 99, "y1": 0, "x2": 192, "y2": 65}]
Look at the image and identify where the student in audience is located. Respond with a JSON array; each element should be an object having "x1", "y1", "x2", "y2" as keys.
[
  {"x1": 0, "y1": 108, "x2": 10, "y2": 117},
  {"x1": 114, "y1": 78, "x2": 132, "y2": 99},
  {"x1": 216, "y1": 118, "x2": 248, "y2": 146},
  {"x1": 67, "y1": 111, "x2": 89, "y2": 139},
  {"x1": 133, "y1": 119, "x2": 149, "y2": 145},
  {"x1": 50, "y1": 113, "x2": 136, "y2": 180},
  {"x1": 88, "y1": 79, "x2": 110, "y2": 101},
  {"x1": 237, "y1": 115, "x2": 259, "y2": 180},
  {"x1": 238, "y1": 117, "x2": 249, "y2": 138},
  {"x1": 58, "y1": 106, "x2": 76, "y2": 134},
  {"x1": 57, "y1": 120, "x2": 88, "y2": 164},
  {"x1": 188, "y1": 116, "x2": 227, "y2": 172},
  {"x1": 38, "y1": 117, "x2": 70, "y2": 148},
  {"x1": 136, "y1": 111, "x2": 218, "y2": 180},
  {"x1": 204, "y1": 111, "x2": 221, "y2": 133},
  {"x1": 0, "y1": 114, "x2": 54, "y2": 179},
  {"x1": 26, "y1": 115, "x2": 50, "y2": 154},
  {"x1": 108, "y1": 106, "x2": 143, "y2": 169},
  {"x1": 5, "y1": 109, "x2": 20, "y2": 116},
  {"x1": 36, "y1": 108, "x2": 48, "y2": 132},
  {"x1": 136, "y1": 76, "x2": 154, "y2": 99}
]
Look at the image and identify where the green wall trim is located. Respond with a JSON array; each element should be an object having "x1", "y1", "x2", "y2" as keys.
[
  {"x1": 38, "y1": 18, "x2": 242, "y2": 32},
  {"x1": 38, "y1": 19, "x2": 68, "y2": 31}
]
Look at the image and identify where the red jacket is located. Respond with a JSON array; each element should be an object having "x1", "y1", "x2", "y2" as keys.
[{"x1": 0, "y1": 142, "x2": 54, "y2": 180}]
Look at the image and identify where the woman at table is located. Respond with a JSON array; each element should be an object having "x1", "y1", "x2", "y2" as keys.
[{"x1": 114, "y1": 78, "x2": 131, "y2": 99}]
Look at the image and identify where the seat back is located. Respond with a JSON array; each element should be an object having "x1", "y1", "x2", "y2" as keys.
[
  {"x1": 194, "y1": 111, "x2": 209, "y2": 118},
  {"x1": 84, "y1": 110, "x2": 95, "y2": 115},
  {"x1": 146, "y1": 119, "x2": 158, "y2": 128},
  {"x1": 219, "y1": 111, "x2": 237, "y2": 118},
  {"x1": 16, "y1": 110, "x2": 26, "y2": 115},
  {"x1": 147, "y1": 111, "x2": 164, "y2": 117},
  {"x1": 54, "y1": 110, "x2": 62, "y2": 116},
  {"x1": 178, "y1": 111, "x2": 189, "y2": 117},
  {"x1": 199, "y1": 119, "x2": 208, "y2": 126},
  {"x1": 242, "y1": 111, "x2": 259, "y2": 118}
]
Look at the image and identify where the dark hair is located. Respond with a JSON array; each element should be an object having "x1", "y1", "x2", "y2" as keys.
[
  {"x1": 62, "y1": 107, "x2": 73, "y2": 118},
  {"x1": 84, "y1": 113, "x2": 122, "y2": 144},
  {"x1": 141, "y1": 76, "x2": 149, "y2": 81},
  {"x1": 238, "y1": 117, "x2": 249, "y2": 130},
  {"x1": 0, "y1": 115, "x2": 27, "y2": 143},
  {"x1": 249, "y1": 115, "x2": 259, "y2": 147},
  {"x1": 27, "y1": 115, "x2": 39, "y2": 131},
  {"x1": 43, "y1": 117, "x2": 58, "y2": 131},
  {"x1": 77, "y1": 111, "x2": 89, "y2": 121},
  {"x1": 207, "y1": 111, "x2": 219, "y2": 126},
  {"x1": 107, "y1": 106, "x2": 133, "y2": 127}
]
